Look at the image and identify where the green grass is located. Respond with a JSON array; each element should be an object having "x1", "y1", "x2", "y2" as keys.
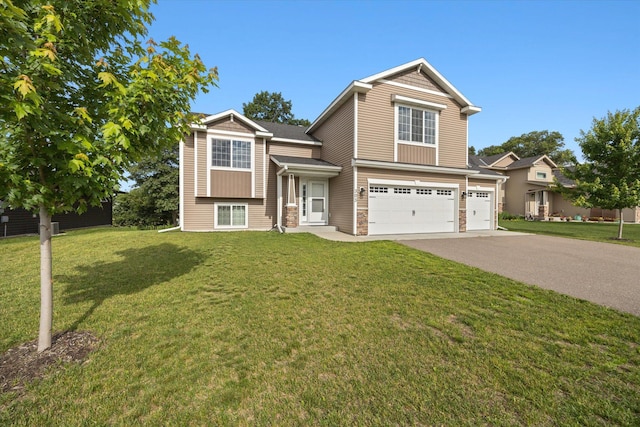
[
  {"x1": 500, "y1": 219, "x2": 640, "y2": 247},
  {"x1": 1, "y1": 228, "x2": 639, "y2": 425}
]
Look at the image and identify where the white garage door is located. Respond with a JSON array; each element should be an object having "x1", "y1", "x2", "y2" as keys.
[
  {"x1": 368, "y1": 185, "x2": 456, "y2": 235},
  {"x1": 466, "y1": 191, "x2": 492, "y2": 230}
]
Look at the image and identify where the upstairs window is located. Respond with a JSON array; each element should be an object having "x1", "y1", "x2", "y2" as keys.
[
  {"x1": 398, "y1": 105, "x2": 437, "y2": 145},
  {"x1": 536, "y1": 171, "x2": 547, "y2": 179},
  {"x1": 211, "y1": 139, "x2": 252, "y2": 169}
]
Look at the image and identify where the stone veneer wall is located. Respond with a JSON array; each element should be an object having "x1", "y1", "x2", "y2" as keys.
[
  {"x1": 458, "y1": 209, "x2": 467, "y2": 232},
  {"x1": 357, "y1": 210, "x2": 368, "y2": 236},
  {"x1": 284, "y1": 206, "x2": 298, "y2": 228}
]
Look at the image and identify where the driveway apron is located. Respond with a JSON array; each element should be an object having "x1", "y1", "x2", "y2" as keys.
[{"x1": 401, "y1": 234, "x2": 640, "y2": 317}]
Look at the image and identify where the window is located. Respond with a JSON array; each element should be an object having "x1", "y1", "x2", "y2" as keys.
[
  {"x1": 215, "y1": 204, "x2": 247, "y2": 228},
  {"x1": 436, "y1": 189, "x2": 452, "y2": 196},
  {"x1": 416, "y1": 188, "x2": 432, "y2": 195},
  {"x1": 394, "y1": 187, "x2": 411, "y2": 194},
  {"x1": 369, "y1": 186, "x2": 389, "y2": 193},
  {"x1": 536, "y1": 171, "x2": 547, "y2": 179},
  {"x1": 211, "y1": 139, "x2": 251, "y2": 169},
  {"x1": 398, "y1": 105, "x2": 437, "y2": 144}
]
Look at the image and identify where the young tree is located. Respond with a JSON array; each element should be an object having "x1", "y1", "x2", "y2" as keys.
[
  {"x1": 479, "y1": 130, "x2": 575, "y2": 165},
  {"x1": 114, "y1": 146, "x2": 179, "y2": 227},
  {"x1": 242, "y1": 90, "x2": 311, "y2": 126},
  {"x1": 560, "y1": 107, "x2": 640, "y2": 239},
  {"x1": 0, "y1": 0, "x2": 217, "y2": 351}
]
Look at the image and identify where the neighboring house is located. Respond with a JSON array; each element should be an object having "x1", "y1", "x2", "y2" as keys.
[
  {"x1": 180, "y1": 58, "x2": 506, "y2": 235},
  {"x1": 0, "y1": 200, "x2": 113, "y2": 237},
  {"x1": 472, "y1": 152, "x2": 640, "y2": 222}
]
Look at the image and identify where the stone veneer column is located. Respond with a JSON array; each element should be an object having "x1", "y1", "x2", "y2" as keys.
[
  {"x1": 284, "y1": 205, "x2": 298, "y2": 228},
  {"x1": 538, "y1": 204, "x2": 549, "y2": 221},
  {"x1": 458, "y1": 209, "x2": 467, "y2": 232},
  {"x1": 357, "y1": 210, "x2": 368, "y2": 236}
]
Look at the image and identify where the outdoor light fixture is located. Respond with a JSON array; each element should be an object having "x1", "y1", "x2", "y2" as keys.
[
  {"x1": 359, "y1": 187, "x2": 366, "y2": 196},
  {"x1": 461, "y1": 191, "x2": 466, "y2": 199}
]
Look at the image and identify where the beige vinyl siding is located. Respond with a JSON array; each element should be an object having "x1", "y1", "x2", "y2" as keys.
[
  {"x1": 503, "y1": 169, "x2": 530, "y2": 216},
  {"x1": 493, "y1": 156, "x2": 516, "y2": 168},
  {"x1": 550, "y1": 193, "x2": 590, "y2": 218},
  {"x1": 195, "y1": 131, "x2": 208, "y2": 197},
  {"x1": 267, "y1": 142, "x2": 321, "y2": 158},
  {"x1": 397, "y1": 144, "x2": 435, "y2": 164},
  {"x1": 207, "y1": 118, "x2": 254, "y2": 133},
  {"x1": 313, "y1": 96, "x2": 355, "y2": 234},
  {"x1": 357, "y1": 80, "x2": 468, "y2": 169},
  {"x1": 182, "y1": 134, "x2": 216, "y2": 231},
  {"x1": 255, "y1": 138, "x2": 265, "y2": 198},
  {"x1": 210, "y1": 170, "x2": 251, "y2": 197},
  {"x1": 389, "y1": 68, "x2": 448, "y2": 93},
  {"x1": 527, "y1": 163, "x2": 554, "y2": 182}
]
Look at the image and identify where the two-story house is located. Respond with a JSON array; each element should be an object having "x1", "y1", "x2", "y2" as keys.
[
  {"x1": 472, "y1": 152, "x2": 640, "y2": 222},
  {"x1": 180, "y1": 58, "x2": 506, "y2": 235}
]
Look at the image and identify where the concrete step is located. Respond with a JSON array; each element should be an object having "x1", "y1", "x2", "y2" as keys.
[{"x1": 284, "y1": 225, "x2": 338, "y2": 233}]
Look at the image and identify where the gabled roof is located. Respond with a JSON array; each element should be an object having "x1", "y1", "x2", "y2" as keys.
[
  {"x1": 360, "y1": 58, "x2": 481, "y2": 115},
  {"x1": 467, "y1": 155, "x2": 505, "y2": 177},
  {"x1": 307, "y1": 58, "x2": 481, "y2": 133},
  {"x1": 190, "y1": 110, "x2": 320, "y2": 145},
  {"x1": 480, "y1": 152, "x2": 520, "y2": 167},
  {"x1": 504, "y1": 155, "x2": 557, "y2": 170},
  {"x1": 191, "y1": 109, "x2": 272, "y2": 137}
]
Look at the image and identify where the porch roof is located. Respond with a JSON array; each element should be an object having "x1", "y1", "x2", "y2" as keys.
[{"x1": 271, "y1": 155, "x2": 342, "y2": 178}]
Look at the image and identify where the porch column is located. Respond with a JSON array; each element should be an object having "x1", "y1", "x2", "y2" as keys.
[{"x1": 284, "y1": 174, "x2": 298, "y2": 228}]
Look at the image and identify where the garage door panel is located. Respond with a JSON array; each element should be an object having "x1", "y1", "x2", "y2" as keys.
[
  {"x1": 369, "y1": 185, "x2": 456, "y2": 235},
  {"x1": 467, "y1": 191, "x2": 492, "y2": 231}
]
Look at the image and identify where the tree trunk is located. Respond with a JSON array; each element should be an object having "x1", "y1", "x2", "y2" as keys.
[
  {"x1": 618, "y1": 208, "x2": 624, "y2": 240},
  {"x1": 38, "y1": 205, "x2": 53, "y2": 352}
]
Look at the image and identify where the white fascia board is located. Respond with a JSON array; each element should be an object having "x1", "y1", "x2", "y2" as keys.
[
  {"x1": 353, "y1": 158, "x2": 479, "y2": 176},
  {"x1": 271, "y1": 137, "x2": 322, "y2": 146},
  {"x1": 193, "y1": 109, "x2": 271, "y2": 133},
  {"x1": 307, "y1": 81, "x2": 372, "y2": 133},
  {"x1": 391, "y1": 94, "x2": 447, "y2": 110},
  {"x1": 473, "y1": 173, "x2": 509, "y2": 181},
  {"x1": 461, "y1": 106, "x2": 482, "y2": 116}
]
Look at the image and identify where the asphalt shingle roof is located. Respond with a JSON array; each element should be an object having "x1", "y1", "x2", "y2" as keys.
[
  {"x1": 254, "y1": 120, "x2": 319, "y2": 143},
  {"x1": 270, "y1": 155, "x2": 338, "y2": 167}
]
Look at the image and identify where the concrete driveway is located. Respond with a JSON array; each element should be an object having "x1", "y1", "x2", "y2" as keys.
[{"x1": 401, "y1": 234, "x2": 640, "y2": 317}]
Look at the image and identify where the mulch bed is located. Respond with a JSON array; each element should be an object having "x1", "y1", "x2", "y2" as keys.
[{"x1": 0, "y1": 331, "x2": 99, "y2": 396}]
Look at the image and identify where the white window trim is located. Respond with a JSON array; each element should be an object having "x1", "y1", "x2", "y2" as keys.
[
  {"x1": 393, "y1": 102, "x2": 440, "y2": 164},
  {"x1": 209, "y1": 137, "x2": 254, "y2": 171},
  {"x1": 214, "y1": 203, "x2": 249, "y2": 229}
]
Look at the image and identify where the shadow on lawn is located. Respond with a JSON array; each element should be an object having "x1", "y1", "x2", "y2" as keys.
[{"x1": 58, "y1": 243, "x2": 204, "y2": 331}]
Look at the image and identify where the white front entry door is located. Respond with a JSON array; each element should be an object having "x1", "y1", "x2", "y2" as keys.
[{"x1": 308, "y1": 181, "x2": 327, "y2": 223}]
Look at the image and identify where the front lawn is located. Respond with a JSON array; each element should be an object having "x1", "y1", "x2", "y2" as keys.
[
  {"x1": 1, "y1": 229, "x2": 639, "y2": 425},
  {"x1": 500, "y1": 218, "x2": 640, "y2": 247}
]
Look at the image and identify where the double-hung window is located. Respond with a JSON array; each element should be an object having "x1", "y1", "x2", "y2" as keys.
[
  {"x1": 211, "y1": 139, "x2": 251, "y2": 169},
  {"x1": 398, "y1": 105, "x2": 437, "y2": 145},
  {"x1": 215, "y1": 203, "x2": 248, "y2": 228}
]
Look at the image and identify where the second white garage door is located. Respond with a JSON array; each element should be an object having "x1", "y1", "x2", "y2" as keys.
[
  {"x1": 466, "y1": 190, "x2": 493, "y2": 230},
  {"x1": 368, "y1": 185, "x2": 456, "y2": 235}
]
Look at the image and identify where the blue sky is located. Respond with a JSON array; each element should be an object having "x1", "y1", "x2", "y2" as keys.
[{"x1": 148, "y1": 0, "x2": 640, "y2": 157}]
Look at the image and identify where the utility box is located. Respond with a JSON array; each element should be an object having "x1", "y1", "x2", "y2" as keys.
[{"x1": 51, "y1": 222, "x2": 60, "y2": 235}]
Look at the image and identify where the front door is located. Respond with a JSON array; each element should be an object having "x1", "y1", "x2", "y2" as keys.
[{"x1": 308, "y1": 181, "x2": 327, "y2": 223}]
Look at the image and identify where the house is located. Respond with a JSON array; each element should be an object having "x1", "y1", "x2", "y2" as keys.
[
  {"x1": 180, "y1": 58, "x2": 506, "y2": 235},
  {"x1": 0, "y1": 200, "x2": 113, "y2": 237},
  {"x1": 472, "y1": 152, "x2": 640, "y2": 222}
]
